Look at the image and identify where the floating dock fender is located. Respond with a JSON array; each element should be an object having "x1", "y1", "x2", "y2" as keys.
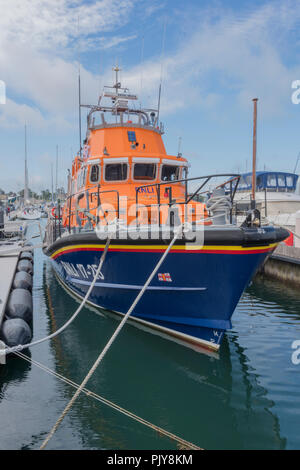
[
  {"x1": 6, "y1": 288, "x2": 33, "y2": 324},
  {"x1": 0, "y1": 318, "x2": 32, "y2": 347},
  {"x1": 20, "y1": 251, "x2": 34, "y2": 263},
  {"x1": 12, "y1": 271, "x2": 33, "y2": 291},
  {"x1": 17, "y1": 259, "x2": 33, "y2": 275}
]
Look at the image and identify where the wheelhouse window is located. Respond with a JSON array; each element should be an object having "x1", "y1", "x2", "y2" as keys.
[
  {"x1": 78, "y1": 167, "x2": 87, "y2": 188},
  {"x1": 267, "y1": 173, "x2": 277, "y2": 187},
  {"x1": 89, "y1": 164, "x2": 100, "y2": 183},
  {"x1": 256, "y1": 176, "x2": 262, "y2": 189},
  {"x1": 105, "y1": 163, "x2": 128, "y2": 181},
  {"x1": 277, "y1": 174, "x2": 286, "y2": 187},
  {"x1": 133, "y1": 163, "x2": 156, "y2": 181},
  {"x1": 161, "y1": 165, "x2": 180, "y2": 182}
]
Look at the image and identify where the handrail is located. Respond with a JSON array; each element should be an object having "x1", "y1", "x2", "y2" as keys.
[
  {"x1": 135, "y1": 173, "x2": 240, "y2": 227},
  {"x1": 61, "y1": 187, "x2": 121, "y2": 241},
  {"x1": 51, "y1": 174, "x2": 240, "y2": 242}
]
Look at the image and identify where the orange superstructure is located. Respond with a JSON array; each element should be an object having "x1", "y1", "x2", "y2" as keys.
[{"x1": 62, "y1": 67, "x2": 210, "y2": 231}]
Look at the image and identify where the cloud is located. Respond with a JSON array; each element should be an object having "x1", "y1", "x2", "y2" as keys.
[
  {"x1": 0, "y1": 0, "x2": 138, "y2": 128},
  {"x1": 117, "y1": 0, "x2": 300, "y2": 118},
  {"x1": 84, "y1": 34, "x2": 137, "y2": 51},
  {"x1": 0, "y1": 0, "x2": 136, "y2": 52},
  {"x1": 2, "y1": 0, "x2": 300, "y2": 132},
  {"x1": 0, "y1": 98, "x2": 47, "y2": 129}
]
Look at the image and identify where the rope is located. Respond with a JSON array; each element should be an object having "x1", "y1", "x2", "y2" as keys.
[
  {"x1": 39, "y1": 224, "x2": 184, "y2": 450},
  {"x1": 0, "y1": 237, "x2": 111, "y2": 357},
  {"x1": 13, "y1": 350, "x2": 201, "y2": 450}
]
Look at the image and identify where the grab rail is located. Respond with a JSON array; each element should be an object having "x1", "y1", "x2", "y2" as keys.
[
  {"x1": 50, "y1": 174, "x2": 240, "y2": 242},
  {"x1": 135, "y1": 173, "x2": 240, "y2": 227}
]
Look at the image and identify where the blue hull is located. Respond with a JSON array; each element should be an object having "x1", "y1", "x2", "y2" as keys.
[{"x1": 49, "y1": 244, "x2": 273, "y2": 350}]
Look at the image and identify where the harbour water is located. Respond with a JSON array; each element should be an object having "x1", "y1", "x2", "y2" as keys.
[{"x1": 0, "y1": 222, "x2": 300, "y2": 450}]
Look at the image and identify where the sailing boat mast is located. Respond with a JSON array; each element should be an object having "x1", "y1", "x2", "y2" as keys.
[{"x1": 24, "y1": 124, "x2": 29, "y2": 204}]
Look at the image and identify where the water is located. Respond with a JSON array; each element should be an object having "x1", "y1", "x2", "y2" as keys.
[{"x1": 0, "y1": 221, "x2": 300, "y2": 450}]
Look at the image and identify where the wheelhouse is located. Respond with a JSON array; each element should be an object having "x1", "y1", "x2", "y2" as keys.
[{"x1": 237, "y1": 171, "x2": 298, "y2": 192}]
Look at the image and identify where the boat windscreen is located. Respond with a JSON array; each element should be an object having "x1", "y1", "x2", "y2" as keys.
[
  {"x1": 161, "y1": 165, "x2": 180, "y2": 181},
  {"x1": 133, "y1": 163, "x2": 156, "y2": 180},
  {"x1": 105, "y1": 163, "x2": 128, "y2": 181}
]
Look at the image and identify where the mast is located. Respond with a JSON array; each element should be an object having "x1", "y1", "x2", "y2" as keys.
[
  {"x1": 55, "y1": 145, "x2": 58, "y2": 200},
  {"x1": 51, "y1": 163, "x2": 54, "y2": 204},
  {"x1": 24, "y1": 124, "x2": 29, "y2": 204},
  {"x1": 157, "y1": 20, "x2": 166, "y2": 124},
  {"x1": 77, "y1": 16, "x2": 82, "y2": 158},
  {"x1": 251, "y1": 98, "x2": 258, "y2": 209},
  {"x1": 113, "y1": 64, "x2": 121, "y2": 94},
  {"x1": 78, "y1": 62, "x2": 82, "y2": 157}
]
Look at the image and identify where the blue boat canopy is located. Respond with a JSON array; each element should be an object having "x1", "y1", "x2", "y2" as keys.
[{"x1": 237, "y1": 171, "x2": 298, "y2": 191}]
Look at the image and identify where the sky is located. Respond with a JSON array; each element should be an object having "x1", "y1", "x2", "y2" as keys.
[{"x1": 1, "y1": 0, "x2": 300, "y2": 193}]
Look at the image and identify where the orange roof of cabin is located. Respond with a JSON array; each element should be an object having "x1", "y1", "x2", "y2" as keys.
[{"x1": 88, "y1": 125, "x2": 167, "y2": 158}]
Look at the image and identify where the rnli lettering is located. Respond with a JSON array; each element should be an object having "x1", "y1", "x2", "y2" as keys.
[
  {"x1": 60, "y1": 261, "x2": 104, "y2": 280},
  {"x1": 135, "y1": 186, "x2": 154, "y2": 194}
]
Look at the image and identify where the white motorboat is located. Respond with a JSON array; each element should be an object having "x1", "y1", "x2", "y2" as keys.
[
  {"x1": 17, "y1": 207, "x2": 41, "y2": 220},
  {"x1": 235, "y1": 171, "x2": 300, "y2": 226}
]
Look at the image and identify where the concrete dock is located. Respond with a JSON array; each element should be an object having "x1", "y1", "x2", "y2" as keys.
[{"x1": 262, "y1": 242, "x2": 300, "y2": 285}]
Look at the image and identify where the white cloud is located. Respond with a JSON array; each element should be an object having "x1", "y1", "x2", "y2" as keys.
[
  {"x1": 0, "y1": 0, "x2": 135, "y2": 52},
  {"x1": 0, "y1": 0, "x2": 137, "y2": 129},
  {"x1": 118, "y1": 0, "x2": 300, "y2": 118},
  {"x1": 0, "y1": 98, "x2": 47, "y2": 128},
  {"x1": 1, "y1": 1, "x2": 300, "y2": 142}
]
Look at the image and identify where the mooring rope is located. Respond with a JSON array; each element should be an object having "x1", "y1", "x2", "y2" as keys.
[
  {"x1": 39, "y1": 224, "x2": 184, "y2": 450},
  {"x1": 12, "y1": 350, "x2": 201, "y2": 450},
  {"x1": 0, "y1": 237, "x2": 111, "y2": 357}
]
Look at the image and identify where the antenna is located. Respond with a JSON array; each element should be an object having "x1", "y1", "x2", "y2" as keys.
[
  {"x1": 157, "y1": 20, "x2": 167, "y2": 122},
  {"x1": 24, "y1": 124, "x2": 29, "y2": 203},
  {"x1": 140, "y1": 35, "x2": 144, "y2": 106},
  {"x1": 177, "y1": 136, "x2": 182, "y2": 157},
  {"x1": 293, "y1": 151, "x2": 300, "y2": 174},
  {"x1": 55, "y1": 144, "x2": 58, "y2": 199},
  {"x1": 113, "y1": 64, "x2": 121, "y2": 94},
  {"x1": 77, "y1": 16, "x2": 82, "y2": 157}
]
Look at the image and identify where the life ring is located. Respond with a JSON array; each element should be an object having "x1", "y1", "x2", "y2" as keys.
[{"x1": 51, "y1": 207, "x2": 59, "y2": 219}]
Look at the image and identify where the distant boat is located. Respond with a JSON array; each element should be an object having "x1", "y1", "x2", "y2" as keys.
[
  {"x1": 17, "y1": 207, "x2": 41, "y2": 220},
  {"x1": 234, "y1": 171, "x2": 300, "y2": 225}
]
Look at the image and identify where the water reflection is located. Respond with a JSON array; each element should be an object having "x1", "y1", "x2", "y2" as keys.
[{"x1": 0, "y1": 353, "x2": 31, "y2": 401}]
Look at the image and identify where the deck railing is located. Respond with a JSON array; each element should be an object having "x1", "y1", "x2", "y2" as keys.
[
  {"x1": 48, "y1": 174, "x2": 240, "y2": 243},
  {"x1": 135, "y1": 173, "x2": 240, "y2": 227}
]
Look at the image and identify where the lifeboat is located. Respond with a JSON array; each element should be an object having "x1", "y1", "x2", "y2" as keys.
[{"x1": 43, "y1": 67, "x2": 288, "y2": 352}]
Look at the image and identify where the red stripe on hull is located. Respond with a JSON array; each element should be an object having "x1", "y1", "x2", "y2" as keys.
[{"x1": 52, "y1": 246, "x2": 273, "y2": 259}]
